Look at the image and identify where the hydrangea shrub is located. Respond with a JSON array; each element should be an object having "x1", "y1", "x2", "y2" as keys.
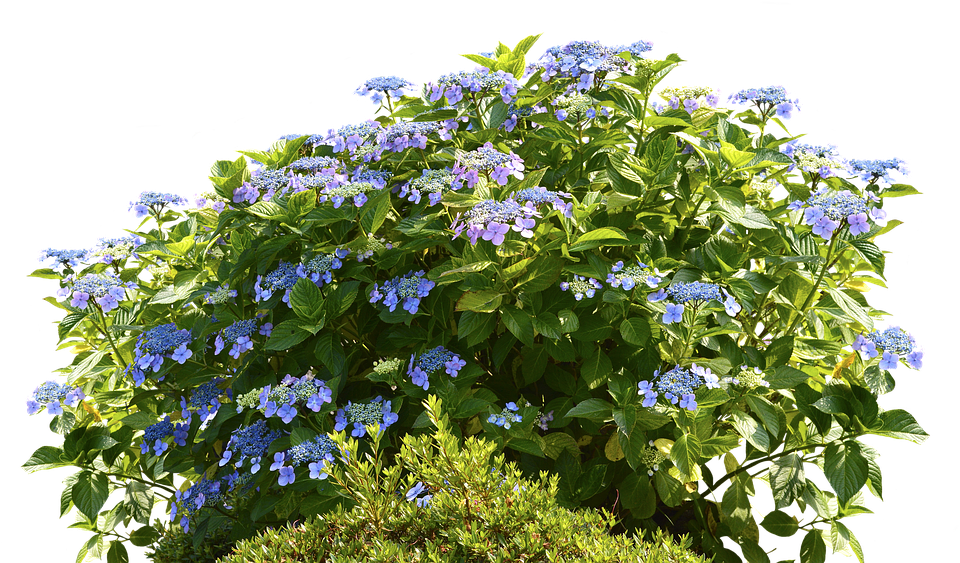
[{"x1": 25, "y1": 34, "x2": 927, "y2": 563}]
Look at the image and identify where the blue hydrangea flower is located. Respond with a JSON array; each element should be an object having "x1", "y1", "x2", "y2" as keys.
[
  {"x1": 140, "y1": 416, "x2": 187, "y2": 454},
  {"x1": 242, "y1": 374, "x2": 333, "y2": 421},
  {"x1": 450, "y1": 198, "x2": 540, "y2": 246},
  {"x1": 607, "y1": 260, "x2": 662, "y2": 290},
  {"x1": 847, "y1": 158, "x2": 908, "y2": 184},
  {"x1": 356, "y1": 76, "x2": 413, "y2": 103},
  {"x1": 377, "y1": 121, "x2": 441, "y2": 153},
  {"x1": 129, "y1": 192, "x2": 187, "y2": 217},
  {"x1": 26, "y1": 381, "x2": 85, "y2": 415},
  {"x1": 433, "y1": 69, "x2": 521, "y2": 103},
  {"x1": 559, "y1": 275, "x2": 603, "y2": 301},
  {"x1": 728, "y1": 86, "x2": 799, "y2": 119},
  {"x1": 369, "y1": 270, "x2": 435, "y2": 314},
  {"x1": 452, "y1": 143, "x2": 525, "y2": 188},
  {"x1": 181, "y1": 378, "x2": 224, "y2": 423},
  {"x1": 219, "y1": 420, "x2": 280, "y2": 474},
  {"x1": 325, "y1": 121, "x2": 382, "y2": 155},
  {"x1": 287, "y1": 156, "x2": 341, "y2": 173},
  {"x1": 530, "y1": 40, "x2": 647, "y2": 89},
  {"x1": 203, "y1": 284, "x2": 238, "y2": 305},
  {"x1": 407, "y1": 346, "x2": 465, "y2": 390},
  {"x1": 254, "y1": 261, "x2": 300, "y2": 305},
  {"x1": 287, "y1": 435, "x2": 339, "y2": 481},
  {"x1": 400, "y1": 168, "x2": 458, "y2": 206},
  {"x1": 299, "y1": 249, "x2": 349, "y2": 287},
  {"x1": 40, "y1": 248, "x2": 88, "y2": 271},
  {"x1": 854, "y1": 327, "x2": 921, "y2": 370},
  {"x1": 487, "y1": 401, "x2": 523, "y2": 429},
  {"x1": 127, "y1": 323, "x2": 194, "y2": 386},
  {"x1": 334, "y1": 396, "x2": 398, "y2": 437},
  {"x1": 169, "y1": 475, "x2": 236, "y2": 532},
  {"x1": 781, "y1": 142, "x2": 844, "y2": 178},
  {"x1": 59, "y1": 272, "x2": 135, "y2": 313},
  {"x1": 214, "y1": 319, "x2": 262, "y2": 358},
  {"x1": 640, "y1": 366, "x2": 703, "y2": 411},
  {"x1": 90, "y1": 235, "x2": 142, "y2": 265},
  {"x1": 792, "y1": 188, "x2": 879, "y2": 240},
  {"x1": 513, "y1": 186, "x2": 573, "y2": 218}
]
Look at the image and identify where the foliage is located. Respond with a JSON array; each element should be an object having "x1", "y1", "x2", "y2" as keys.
[
  {"x1": 24, "y1": 34, "x2": 927, "y2": 563},
  {"x1": 219, "y1": 396, "x2": 708, "y2": 562},
  {"x1": 147, "y1": 524, "x2": 235, "y2": 563}
]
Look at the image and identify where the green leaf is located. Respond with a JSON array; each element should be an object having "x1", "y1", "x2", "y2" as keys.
[
  {"x1": 764, "y1": 336, "x2": 794, "y2": 368},
  {"x1": 670, "y1": 433, "x2": 702, "y2": 482},
  {"x1": 834, "y1": 521, "x2": 864, "y2": 563},
  {"x1": 721, "y1": 477, "x2": 751, "y2": 533},
  {"x1": 564, "y1": 398, "x2": 614, "y2": 423},
  {"x1": 824, "y1": 441, "x2": 868, "y2": 505},
  {"x1": 205, "y1": 155, "x2": 250, "y2": 203},
  {"x1": 107, "y1": 540, "x2": 129, "y2": 563},
  {"x1": 863, "y1": 365, "x2": 895, "y2": 395},
  {"x1": 654, "y1": 469, "x2": 685, "y2": 507},
  {"x1": 730, "y1": 410, "x2": 771, "y2": 452},
  {"x1": 124, "y1": 482, "x2": 153, "y2": 525},
  {"x1": 264, "y1": 319, "x2": 313, "y2": 351},
  {"x1": 699, "y1": 434, "x2": 740, "y2": 458},
  {"x1": 246, "y1": 201, "x2": 290, "y2": 222},
  {"x1": 129, "y1": 526, "x2": 158, "y2": 547},
  {"x1": 568, "y1": 227, "x2": 629, "y2": 252},
  {"x1": 455, "y1": 290, "x2": 504, "y2": 313},
  {"x1": 739, "y1": 539, "x2": 770, "y2": 563},
  {"x1": 581, "y1": 347, "x2": 612, "y2": 389},
  {"x1": 22, "y1": 445, "x2": 70, "y2": 473},
  {"x1": 769, "y1": 453, "x2": 805, "y2": 509},
  {"x1": 881, "y1": 183, "x2": 921, "y2": 198},
  {"x1": 290, "y1": 278, "x2": 325, "y2": 323},
  {"x1": 541, "y1": 432, "x2": 580, "y2": 460},
  {"x1": 826, "y1": 288, "x2": 873, "y2": 330},
  {"x1": 73, "y1": 470, "x2": 110, "y2": 521},
  {"x1": 324, "y1": 280, "x2": 361, "y2": 318},
  {"x1": 719, "y1": 143, "x2": 756, "y2": 169},
  {"x1": 874, "y1": 409, "x2": 928, "y2": 443},
  {"x1": 287, "y1": 189, "x2": 317, "y2": 218},
  {"x1": 765, "y1": 365, "x2": 809, "y2": 389},
  {"x1": 58, "y1": 312, "x2": 89, "y2": 342},
  {"x1": 439, "y1": 261, "x2": 495, "y2": 277},
  {"x1": 619, "y1": 317, "x2": 651, "y2": 346},
  {"x1": 800, "y1": 529, "x2": 827, "y2": 563},
  {"x1": 500, "y1": 305, "x2": 535, "y2": 347},
  {"x1": 314, "y1": 331, "x2": 346, "y2": 376},
  {"x1": 760, "y1": 510, "x2": 799, "y2": 537},
  {"x1": 745, "y1": 396, "x2": 780, "y2": 437}
]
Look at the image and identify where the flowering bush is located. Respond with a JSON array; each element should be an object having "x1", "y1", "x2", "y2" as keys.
[{"x1": 25, "y1": 35, "x2": 926, "y2": 563}]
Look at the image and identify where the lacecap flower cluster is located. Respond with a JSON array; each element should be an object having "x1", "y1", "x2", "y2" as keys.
[
  {"x1": 407, "y1": 346, "x2": 465, "y2": 390},
  {"x1": 26, "y1": 381, "x2": 85, "y2": 415},
  {"x1": 648, "y1": 281, "x2": 741, "y2": 322},
  {"x1": 787, "y1": 188, "x2": 887, "y2": 240},
  {"x1": 57, "y1": 272, "x2": 135, "y2": 313},
  {"x1": 853, "y1": 327, "x2": 922, "y2": 370},
  {"x1": 369, "y1": 270, "x2": 435, "y2": 314}
]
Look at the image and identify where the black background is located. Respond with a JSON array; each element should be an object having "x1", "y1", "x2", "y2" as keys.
[{"x1": 20, "y1": 23, "x2": 944, "y2": 561}]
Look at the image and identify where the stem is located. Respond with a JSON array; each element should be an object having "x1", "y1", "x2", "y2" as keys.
[
  {"x1": 703, "y1": 432, "x2": 862, "y2": 498},
  {"x1": 92, "y1": 306, "x2": 128, "y2": 366},
  {"x1": 471, "y1": 93, "x2": 486, "y2": 130},
  {"x1": 784, "y1": 233, "x2": 838, "y2": 336}
]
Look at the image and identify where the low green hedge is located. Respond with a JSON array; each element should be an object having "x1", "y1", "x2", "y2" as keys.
[{"x1": 218, "y1": 397, "x2": 709, "y2": 562}]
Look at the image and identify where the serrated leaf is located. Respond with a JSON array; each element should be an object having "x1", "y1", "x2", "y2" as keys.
[
  {"x1": 568, "y1": 227, "x2": 629, "y2": 252},
  {"x1": 875, "y1": 409, "x2": 928, "y2": 443},
  {"x1": 670, "y1": 434, "x2": 702, "y2": 482},
  {"x1": 73, "y1": 471, "x2": 110, "y2": 521},
  {"x1": 500, "y1": 305, "x2": 535, "y2": 347},
  {"x1": 760, "y1": 510, "x2": 799, "y2": 537},
  {"x1": 769, "y1": 453, "x2": 805, "y2": 509},
  {"x1": 619, "y1": 317, "x2": 650, "y2": 346},
  {"x1": 564, "y1": 398, "x2": 614, "y2": 423},
  {"x1": 824, "y1": 441, "x2": 868, "y2": 505},
  {"x1": 264, "y1": 319, "x2": 314, "y2": 351}
]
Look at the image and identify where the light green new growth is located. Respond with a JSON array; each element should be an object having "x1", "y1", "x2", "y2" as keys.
[{"x1": 218, "y1": 397, "x2": 710, "y2": 563}]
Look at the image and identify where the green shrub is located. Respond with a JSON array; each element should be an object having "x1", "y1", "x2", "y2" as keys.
[
  {"x1": 219, "y1": 397, "x2": 708, "y2": 563},
  {"x1": 148, "y1": 523, "x2": 236, "y2": 563}
]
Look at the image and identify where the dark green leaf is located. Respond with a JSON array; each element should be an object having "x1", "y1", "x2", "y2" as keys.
[
  {"x1": 769, "y1": 453, "x2": 805, "y2": 509},
  {"x1": 800, "y1": 529, "x2": 827, "y2": 563},
  {"x1": 874, "y1": 409, "x2": 928, "y2": 443},
  {"x1": 501, "y1": 305, "x2": 535, "y2": 347},
  {"x1": 760, "y1": 510, "x2": 799, "y2": 537},
  {"x1": 73, "y1": 471, "x2": 110, "y2": 521},
  {"x1": 824, "y1": 441, "x2": 868, "y2": 505},
  {"x1": 565, "y1": 398, "x2": 614, "y2": 423}
]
